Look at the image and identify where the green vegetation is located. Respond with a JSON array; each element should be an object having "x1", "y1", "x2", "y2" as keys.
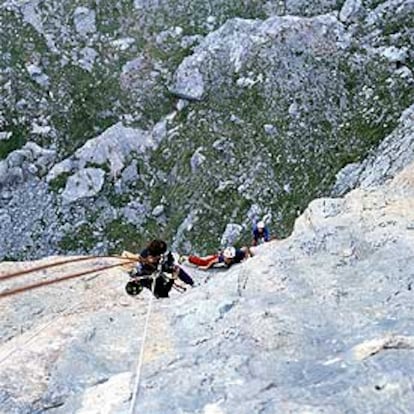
[
  {"x1": 58, "y1": 223, "x2": 98, "y2": 251},
  {"x1": 48, "y1": 172, "x2": 72, "y2": 193},
  {"x1": 105, "y1": 219, "x2": 142, "y2": 253},
  {"x1": 135, "y1": 0, "x2": 268, "y2": 35},
  {"x1": 0, "y1": 131, "x2": 26, "y2": 160},
  {"x1": 363, "y1": 0, "x2": 386, "y2": 9},
  {"x1": 95, "y1": 0, "x2": 136, "y2": 35},
  {"x1": 50, "y1": 64, "x2": 121, "y2": 156}
]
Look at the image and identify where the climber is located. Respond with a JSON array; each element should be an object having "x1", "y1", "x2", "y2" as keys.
[
  {"x1": 125, "y1": 239, "x2": 194, "y2": 298},
  {"x1": 187, "y1": 246, "x2": 253, "y2": 270},
  {"x1": 252, "y1": 221, "x2": 271, "y2": 246}
]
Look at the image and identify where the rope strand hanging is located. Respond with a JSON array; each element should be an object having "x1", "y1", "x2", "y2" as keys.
[
  {"x1": 0, "y1": 258, "x2": 138, "y2": 300},
  {"x1": 129, "y1": 272, "x2": 158, "y2": 414},
  {"x1": 0, "y1": 255, "x2": 136, "y2": 282}
]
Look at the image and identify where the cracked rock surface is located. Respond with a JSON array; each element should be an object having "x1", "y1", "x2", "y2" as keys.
[{"x1": 1, "y1": 154, "x2": 414, "y2": 412}]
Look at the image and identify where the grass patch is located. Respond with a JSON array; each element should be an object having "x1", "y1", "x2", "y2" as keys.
[
  {"x1": 105, "y1": 219, "x2": 143, "y2": 254},
  {"x1": 0, "y1": 130, "x2": 27, "y2": 160},
  {"x1": 48, "y1": 172, "x2": 72, "y2": 193},
  {"x1": 58, "y1": 223, "x2": 98, "y2": 251}
]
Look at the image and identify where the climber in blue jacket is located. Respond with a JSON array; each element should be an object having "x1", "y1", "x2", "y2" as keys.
[{"x1": 252, "y1": 221, "x2": 270, "y2": 246}]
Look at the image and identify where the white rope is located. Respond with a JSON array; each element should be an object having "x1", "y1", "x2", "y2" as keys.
[
  {"x1": 128, "y1": 273, "x2": 157, "y2": 414},
  {"x1": 0, "y1": 300, "x2": 82, "y2": 366}
]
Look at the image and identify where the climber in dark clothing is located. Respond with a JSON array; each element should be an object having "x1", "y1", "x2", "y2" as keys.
[
  {"x1": 137, "y1": 239, "x2": 167, "y2": 274},
  {"x1": 125, "y1": 239, "x2": 194, "y2": 298}
]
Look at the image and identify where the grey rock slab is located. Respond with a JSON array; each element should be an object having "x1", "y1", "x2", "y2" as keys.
[
  {"x1": 170, "y1": 66, "x2": 205, "y2": 101},
  {"x1": 333, "y1": 104, "x2": 414, "y2": 194},
  {"x1": 73, "y1": 6, "x2": 96, "y2": 37},
  {"x1": 76, "y1": 47, "x2": 98, "y2": 72},
  {"x1": 47, "y1": 122, "x2": 157, "y2": 181},
  {"x1": 339, "y1": 0, "x2": 365, "y2": 23},
  {"x1": 25, "y1": 63, "x2": 49, "y2": 87},
  {"x1": 220, "y1": 223, "x2": 243, "y2": 247},
  {"x1": 0, "y1": 143, "x2": 56, "y2": 188},
  {"x1": 151, "y1": 204, "x2": 165, "y2": 217},
  {"x1": 121, "y1": 200, "x2": 148, "y2": 226},
  {"x1": 190, "y1": 148, "x2": 206, "y2": 172},
  {"x1": 3, "y1": 161, "x2": 414, "y2": 411},
  {"x1": 377, "y1": 45, "x2": 409, "y2": 64},
  {"x1": 61, "y1": 168, "x2": 105, "y2": 204}
]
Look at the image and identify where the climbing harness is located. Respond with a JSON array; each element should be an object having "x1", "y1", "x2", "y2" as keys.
[
  {"x1": 125, "y1": 270, "x2": 184, "y2": 298},
  {"x1": 125, "y1": 254, "x2": 186, "y2": 298}
]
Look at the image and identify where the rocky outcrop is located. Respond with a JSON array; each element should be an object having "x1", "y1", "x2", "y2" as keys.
[
  {"x1": 172, "y1": 14, "x2": 350, "y2": 101},
  {"x1": 333, "y1": 103, "x2": 414, "y2": 194},
  {"x1": 339, "y1": 0, "x2": 365, "y2": 24},
  {"x1": 161, "y1": 10, "x2": 412, "y2": 252},
  {"x1": 47, "y1": 122, "x2": 158, "y2": 183},
  {"x1": 0, "y1": 142, "x2": 56, "y2": 189},
  {"x1": 61, "y1": 168, "x2": 105, "y2": 204}
]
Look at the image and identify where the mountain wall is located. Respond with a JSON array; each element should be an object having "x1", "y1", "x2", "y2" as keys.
[
  {"x1": 0, "y1": 0, "x2": 413, "y2": 258},
  {"x1": 1, "y1": 110, "x2": 414, "y2": 411}
]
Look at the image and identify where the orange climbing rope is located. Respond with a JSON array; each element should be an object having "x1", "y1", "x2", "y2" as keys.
[
  {"x1": 0, "y1": 256, "x2": 138, "y2": 300},
  {"x1": 0, "y1": 255, "x2": 135, "y2": 282}
]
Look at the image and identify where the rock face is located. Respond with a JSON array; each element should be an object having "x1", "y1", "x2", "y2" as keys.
[
  {"x1": 46, "y1": 122, "x2": 157, "y2": 183},
  {"x1": 0, "y1": 142, "x2": 56, "y2": 188},
  {"x1": 61, "y1": 167, "x2": 106, "y2": 204},
  {"x1": 1, "y1": 154, "x2": 414, "y2": 412},
  {"x1": 333, "y1": 103, "x2": 414, "y2": 194},
  {"x1": 0, "y1": 1, "x2": 413, "y2": 260},
  {"x1": 1, "y1": 5, "x2": 413, "y2": 411}
]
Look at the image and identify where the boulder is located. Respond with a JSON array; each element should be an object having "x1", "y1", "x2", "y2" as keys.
[{"x1": 61, "y1": 168, "x2": 105, "y2": 204}]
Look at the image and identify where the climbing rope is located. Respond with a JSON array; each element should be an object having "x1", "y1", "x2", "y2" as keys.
[
  {"x1": 128, "y1": 271, "x2": 158, "y2": 414},
  {"x1": 0, "y1": 255, "x2": 135, "y2": 282},
  {"x1": 0, "y1": 258, "x2": 137, "y2": 300},
  {"x1": 0, "y1": 253, "x2": 177, "y2": 411}
]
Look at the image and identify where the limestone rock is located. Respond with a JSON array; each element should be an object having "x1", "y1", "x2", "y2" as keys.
[
  {"x1": 25, "y1": 63, "x2": 49, "y2": 87},
  {"x1": 152, "y1": 204, "x2": 165, "y2": 217},
  {"x1": 121, "y1": 200, "x2": 148, "y2": 226},
  {"x1": 333, "y1": 104, "x2": 414, "y2": 194},
  {"x1": 0, "y1": 132, "x2": 12, "y2": 141},
  {"x1": 190, "y1": 148, "x2": 206, "y2": 172},
  {"x1": 0, "y1": 143, "x2": 56, "y2": 188},
  {"x1": 339, "y1": 0, "x2": 365, "y2": 23},
  {"x1": 170, "y1": 66, "x2": 205, "y2": 101},
  {"x1": 3, "y1": 159, "x2": 414, "y2": 412},
  {"x1": 61, "y1": 168, "x2": 105, "y2": 204},
  {"x1": 73, "y1": 6, "x2": 96, "y2": 36},
  {"x1": 220, "y1": 223, "x2": 243, "y2": 247},
  {"x1": 1, "y1": 0, "x2": 413, "y2": 264},
  {"x1": 47, "y1": 123, "x2": 157, "y2": 181}
]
